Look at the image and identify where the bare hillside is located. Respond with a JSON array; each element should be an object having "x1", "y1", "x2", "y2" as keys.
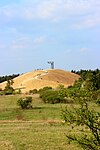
[{"x1": 0, "y1": 69, "x2": 80, "y2": 93}]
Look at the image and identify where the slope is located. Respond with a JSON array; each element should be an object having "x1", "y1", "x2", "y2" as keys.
[{"x1": 0, "y1": 69, "x2": 80, "y2": 93}]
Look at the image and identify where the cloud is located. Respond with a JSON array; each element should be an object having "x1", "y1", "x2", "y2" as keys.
[
  {"x1": 23, "y1": 0, "x2": 100, "y2": 23},
  {"x1": 0, "y1": 43, "x2": 5, "y2": 49},
  {"x1": 34, "y1": 36, "x2": 45, "y2": 45},
  {"x1": 21, "y1": 0, "x2": 91, "y2": 21},
  {"x1": 11, "y1": 36, "x2": 46, "y2": 50},
  {"x1": 21, "y1": 0, "x2": 59, "y2": 21},
  {"x1": 0, "y1": 0, "x2": 100, "y2": 27},
  {"x1": 0, "y1": 4, "x2": 18, "y2": 22},
  {"x1": 73, "y1": 14, "x2": 100, "y2": 29},
  {"x1": 0, "y1": 1, "x2": 94, "y2": 19},
  {"x1": 80, "y1": 48, "x2": 89, "y2": 53}
]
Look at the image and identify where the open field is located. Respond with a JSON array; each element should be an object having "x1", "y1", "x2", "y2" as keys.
[
  {"x1": 0, "y1": 121, "x2": 83, "y2": 150},
  {"x1": 0, "y1": 94, "x2": 99, "y2": 150}
]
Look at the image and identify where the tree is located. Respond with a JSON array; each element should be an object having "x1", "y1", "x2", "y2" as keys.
[
  {"x1": 0, "y1": 74, "x2": 19, "y2": 83},
  {"x1": 62, "y1": 101, "x2": 100, "y2": 150},
  {"x1": 4, "y1": 79, "x2": 14, "y2": 95}
]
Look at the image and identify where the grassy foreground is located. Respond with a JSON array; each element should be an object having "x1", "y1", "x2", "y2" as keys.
[{"x1": 0, "y1": 94, "x2": 96, "y2": 150}]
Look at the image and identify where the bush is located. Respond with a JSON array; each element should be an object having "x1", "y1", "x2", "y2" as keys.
[
  {"x1": 17, "y1": 97, "x2": 33, "y2": 109},
  {"x1": 38, "y1": 86, "x2": 52, "y2": 94},
  {"x1": 96, "y1": 98, "x2": 100, "y2": 105},
  {"x1": 4, "y1": 87, "x2": 14, "y2": 95},
  {"x1": 0, "y1": 92, "x2": 3, "y2": 95},
  {"x1": 40, "y1": 90, "x2": 64, "y2": 104},
  {"x1": 29, "y1": 89, "x2": 37, "y2": 94},
  {"x1": 4, "y1": 79, "x2": 14, "y2": 95}
]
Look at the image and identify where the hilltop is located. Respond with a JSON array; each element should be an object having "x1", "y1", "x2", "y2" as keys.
[{"x1": 0, "y1": 69, "x2": 80, "y2": 93}]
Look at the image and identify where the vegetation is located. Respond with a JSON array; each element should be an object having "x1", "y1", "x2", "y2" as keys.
[
  {"x1": 0, "y1": 69, "x2": 99, "y2": 149},
  {"x1": 38, "y1": 69, "x2": 100, "y2": 105},
  {"x1": 0, "y1": 74, "x2": 19, "y2": 83},
  {"x1": 38, "y1": 86, "x2": 52, "y2": 93},
  {"x1": 4, "y1": 79, "x2": 14, "y2": 94},
  {"x1": 17, "y1": 96, "x2": 33, "y2": 109},
  {"x1": 40, "y1": 90, "x2": 61, "y2": 104},
  {"x1": 0, "y1": 94, "x2": 99, "y2": 149},
  {"x1": 60, "y1": 69, "x2": 100, "y2": 150},
  {"x1": 71, "y1": 69, "x2": 100, "y2": 90},
  {"x1": 62, "y1": 100, "x2": 100, "y2": 150},
  {"x1": 0, "y1": 79, "x2": 21, "y2": 95},
  {"x1": 38, "y1": 69, "x2": 100, "y2": 149},
  {"x1": 0, "y1": 94, "x2": 68, "y2": 149},
  {"x1": 29, "y1": 89, "x2": 38, "y2": 94}
]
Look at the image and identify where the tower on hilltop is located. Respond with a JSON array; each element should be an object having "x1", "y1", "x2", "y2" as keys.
[{"x1": 48, "y1": 61, "x2": 54, "y2": 69}]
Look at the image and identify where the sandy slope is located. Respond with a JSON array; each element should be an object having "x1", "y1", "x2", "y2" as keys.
[{"x1": 0, "y1": 69, "x2": 80, "y2": 93}]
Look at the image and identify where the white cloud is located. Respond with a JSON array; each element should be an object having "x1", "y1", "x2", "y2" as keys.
[
  {"x1": 0, "y1": 4, "x2": 18, "y2": 20},
  {"x1": 34, "y1": 36, "x2": 45, "y2": 45},
  {"x1": 0, "y1": 1, "x2": 90, "y2": 19},
  {"x1": 0, "y1": 43, "x2": 5, "y2": 49},
  {"x1": 80, "y1": 48, "x2": 89, "y2": 53},
  {"x1": 22, "y1": 0, "x2": 92, "y2": 21},
  {"x1": 11, "y1": 36, "x2": 45, "y2": 50},
  {"x1": 0, "y1": 0, "x2": 100, "y2": 27},
  {"x1": 73, "y1": 14, "x2": 100, "y2": 29}
]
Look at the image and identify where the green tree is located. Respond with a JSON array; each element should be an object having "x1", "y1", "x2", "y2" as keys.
[
  {"x1": 4, "y1": 79, "x2": 14, "y2": 95},
  {"x1": 62, "y1": 101, "x2": 100, "y2": 150}
]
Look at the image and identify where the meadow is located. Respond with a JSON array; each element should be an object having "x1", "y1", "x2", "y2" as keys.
[{"x1": 0, "y1": 94, "x2": 99, "y2": 150}]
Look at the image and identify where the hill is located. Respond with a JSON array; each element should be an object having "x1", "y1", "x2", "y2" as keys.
[{"x1": 0, "y1": 69, "x2": 80, "y2": 93}]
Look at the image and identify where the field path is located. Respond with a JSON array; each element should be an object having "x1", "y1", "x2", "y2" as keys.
[{"x1": 0, "y1": 119, "x2": 64, "y2": 124}]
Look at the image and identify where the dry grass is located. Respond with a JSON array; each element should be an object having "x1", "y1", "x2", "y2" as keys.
[{"x1": 0, "y1": 69, "x2": 80, "y2": 93}]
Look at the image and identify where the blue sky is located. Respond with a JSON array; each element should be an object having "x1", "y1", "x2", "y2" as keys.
[{"x1": 0, "y1": 0, "x2": 100, "y2": 75}]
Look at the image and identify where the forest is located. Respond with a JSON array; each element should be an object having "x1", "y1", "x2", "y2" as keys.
[{"x1": 0, "y1": 74, "x2": 19, "y2": 83}]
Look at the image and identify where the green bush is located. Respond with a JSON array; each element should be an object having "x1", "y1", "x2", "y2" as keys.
[
  {"x1": 96, "y1": 98, "x2": 100, "y2": 105},
  {"x1": 0, "y1": 92, "x2": 3, "y2": 95},
  {"x1": 29, "y1": 89, "x2": 37, "y2": 94},
  {"x1": 40, "y1": 90, "x2": 64, "y2": 104},
  {"x1": 4, "y1": 87, "x2": 14, "y2": 95},
  {"x1": 17, "y1": 97, "x2": 33, "y2": 109},
  {"x1": 38, "y1": 86, "x2": 52, "y2": 94},
  {"x1": 4, "y1": 79, "x2": 14, "y2": 95}
]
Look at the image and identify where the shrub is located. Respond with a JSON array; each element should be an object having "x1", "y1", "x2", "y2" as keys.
[
  {"x1": 38, "y1": 86, "x2": 52, "y2": 94},
  {"x1": 4, "y1": 79, "x2": 14, "y2": 95},
  {"x1": 0, "y1": 92, "x2": 3, "y2": 95},
  {"x1": 4, "y1": 87, "x2": 14, "y2": 95},
  {"x1": 17, "y1": 97, "x2": 33, "y2": 109},
  {"x1": 40, "y1": 90, "x2": 64, "y2": 104},
  {"x1": 14, "y1": 89, "x2": 21, "y2": 94},
  {"x1": 29, "y1": 89, "x2": 37, "y2": 94},
  {"x1": 96, "y1": 98, "x2": 100, "y2": 105}
]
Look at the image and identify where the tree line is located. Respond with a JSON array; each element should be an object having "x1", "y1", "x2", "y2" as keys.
[
  {"x1": 0, "y1": 74, "x2": 19, "y2": 83},
  {"x1": 71, "y1": 68, "x2": 100, "y2": 90}
]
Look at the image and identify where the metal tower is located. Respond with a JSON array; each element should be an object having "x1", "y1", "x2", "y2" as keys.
[{"x1": 48, "y1": 61, "x2": 54, "y2": 69}]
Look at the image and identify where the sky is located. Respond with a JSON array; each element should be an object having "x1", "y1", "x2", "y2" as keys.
[{"x1": 0, "y1": 0, "x2": 100, "y2": 75}]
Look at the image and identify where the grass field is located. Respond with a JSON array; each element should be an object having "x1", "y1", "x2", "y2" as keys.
[{"x1": 0, "y1": 94, "x2": 99, "y2": 150}]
